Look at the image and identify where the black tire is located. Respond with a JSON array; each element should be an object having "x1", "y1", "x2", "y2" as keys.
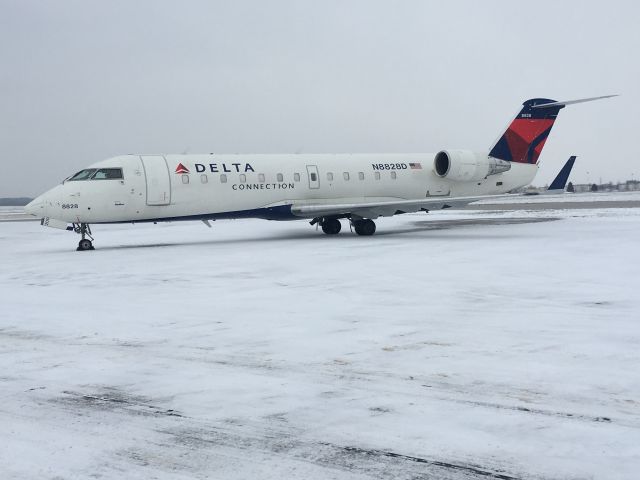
[
  {"x1": 321, "y1": 218, "x2": 342, "y2": 235},
  {"x1": 353, "y1": 219, "x2": 376, "y2": 236},
  {"x1": 77, "y1": 239, "x2": 94, "y2": 251}
]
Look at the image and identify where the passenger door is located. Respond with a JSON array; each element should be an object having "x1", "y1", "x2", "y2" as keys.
[{"x1": 140, "y1": 155, "x2": 171, "y2": 205}]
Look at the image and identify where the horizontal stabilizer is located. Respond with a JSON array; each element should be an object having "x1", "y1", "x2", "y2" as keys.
[
  {"x1": 532, "y1": 95, "x2": 619, "y2": 109},
  {"x1": 489, "y1": 94, "x2": 617, "y2": 165}
]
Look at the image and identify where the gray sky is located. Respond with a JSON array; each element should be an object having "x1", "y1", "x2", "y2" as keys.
[{"x1": 1, "y1": 0, "x2": 638, "y2": 197}]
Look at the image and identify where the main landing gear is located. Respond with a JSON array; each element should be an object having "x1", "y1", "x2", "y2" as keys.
[
  {"x1": 73, "y1": 223, "x2": 95, "y2": 251},
  {"x1": 312, "y1": 217, "x2": 377, "y2": 236},
  {"x1": 352, "y1": 218, "x2": 376, "y2": 236},
  {"x1": 321, "y1": 217, "x2": 342, "y2": 235}
]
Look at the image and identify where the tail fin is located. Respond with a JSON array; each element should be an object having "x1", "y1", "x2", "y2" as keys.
[
  {"x1": 489, "y1": 95, "x2": 618, "y2": 165},
  {"x1": 548, "y1": 156, "x2": 576, "y2": 191},
  {"x1": 489, "y1": 98, "x2": 564, "y2": 165}
]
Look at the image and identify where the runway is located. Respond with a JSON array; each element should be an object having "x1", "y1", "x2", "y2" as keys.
[{"x1": 1, "y1": 197, "x2": 639, "y2": 479}]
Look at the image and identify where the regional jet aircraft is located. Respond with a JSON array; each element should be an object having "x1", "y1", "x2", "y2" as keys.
[{"x1": 25, "y1": 96, "x2": 614, "y2": 250}]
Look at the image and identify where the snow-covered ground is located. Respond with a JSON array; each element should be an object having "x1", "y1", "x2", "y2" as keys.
[
  {"x1": 474, "y1": 190, "x2": 640, "y2": 204},
  {"x1": 0, "y1": 206, "x2": 32, "y2": 221},
  {"x1": 1, "y1": 208, "x2": 639, "y2": 479}
]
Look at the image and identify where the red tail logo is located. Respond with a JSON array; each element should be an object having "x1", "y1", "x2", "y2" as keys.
[
  {"x1": 175, "y1": 163, "x2": 190, "y2": 174},
  {"x1": 489, "y1": 98, "x2": 563, "y2": 164}
]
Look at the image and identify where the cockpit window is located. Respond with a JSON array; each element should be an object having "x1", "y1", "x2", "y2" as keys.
[
  {"x1": 91, "y1": 168, "x2": 123, "y2": 180},
  {"x1": 68, "y1": 169, "x2": 97, "y2": 181}
]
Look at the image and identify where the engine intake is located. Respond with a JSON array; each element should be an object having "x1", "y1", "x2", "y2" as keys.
[{"x1": 434, "y1": 150, "x2": 511, "y2": 182}]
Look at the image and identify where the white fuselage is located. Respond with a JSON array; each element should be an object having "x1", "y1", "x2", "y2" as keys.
[{"x1": 27, "y1": 153, "x2": 538, "y2": 224}]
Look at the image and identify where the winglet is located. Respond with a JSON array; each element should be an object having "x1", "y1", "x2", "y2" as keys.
[
  {"x1": 548, "y1": 156, "x2": 576, "y2": 191},
  {"x1": 532, "y1": 95, "x2": 619, "y2": 109}
]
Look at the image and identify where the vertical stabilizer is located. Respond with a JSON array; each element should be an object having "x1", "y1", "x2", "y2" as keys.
[
  {"x1": 489, "y1": 98, "x2": 564, "y2": 165},
  {"x1": 489, "y1": 95, "x2": 617, "y2": 165},
  {"x1": 548, "y1": 156, "x2": 576, "y2": 191}
]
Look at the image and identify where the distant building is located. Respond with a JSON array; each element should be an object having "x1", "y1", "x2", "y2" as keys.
[{"x1": 526, "y1": 178, "x2": 640, "y2": 194}]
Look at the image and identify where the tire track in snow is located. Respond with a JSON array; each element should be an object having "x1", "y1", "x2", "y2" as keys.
[{"x1": 48, "y1": 387, "x2": 527, "y2": 480}]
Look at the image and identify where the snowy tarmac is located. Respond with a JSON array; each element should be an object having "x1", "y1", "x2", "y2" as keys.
[{"x1": 1, "y1": 204, "x2": 639, "y2": 479}]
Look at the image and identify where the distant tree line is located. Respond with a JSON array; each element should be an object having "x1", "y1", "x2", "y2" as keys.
[{"x1": 0, "y1": 197, "x2": 32, "y2": 206}]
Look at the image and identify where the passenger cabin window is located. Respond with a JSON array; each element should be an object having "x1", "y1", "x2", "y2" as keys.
[
  {"x1": 390, "y1": 171, "x2": 397, "y2": 180},
  {"x1": 358, "y1": 172, "x2": 364, "y2": 180},
  {"x1": 327, "y1": 172, "x2": 334, "y2": 181},
  {"x1": 374, "y1": 171, "x2": 381, "y2": 180},
  {"x1": 343, "y1": 172, "x2": 350, "y2": 181},
  {"x1": 310, "y1": 172, "x2": 317, "y2": 181},
  {"x1": 220, "y1": 174, "x2": 227, "y2": 183},
  {"x1": 277, "y1": 173, "x2": 283, "y2": 182},
  {"x1": 258, "y1": 173, "x2": 265, "y2": 183},
  {"x1": 182, "y1": 174, "x2": 189, "y2": 184},
  {"x1": 239, "y1": 174, "x2": 246, "y2": 183},
  {"x1": 294, "y1": 173, "x2": 300, "y2": 182},
  {"x1": 201, "y1": 174, "x2": 208, "y2": 184}
]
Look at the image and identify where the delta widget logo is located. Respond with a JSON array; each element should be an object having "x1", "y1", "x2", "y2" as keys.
[{"x1": 175, "y1": 163, "x2": 190, "y2": 174}]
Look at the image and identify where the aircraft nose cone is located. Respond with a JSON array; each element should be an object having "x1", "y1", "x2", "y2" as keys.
[{"x1": 24, "y1": 196, "x2": 44, "y2": 216}]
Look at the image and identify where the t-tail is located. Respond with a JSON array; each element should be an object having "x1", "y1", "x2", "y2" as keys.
[{"x1": 489, "y1": 95, "x2": 618, "y2": 165}]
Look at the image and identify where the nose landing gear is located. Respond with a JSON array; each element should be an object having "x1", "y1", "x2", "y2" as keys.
[{"x1": 73, "y1": 223, "x2": 95, "y2": 251}]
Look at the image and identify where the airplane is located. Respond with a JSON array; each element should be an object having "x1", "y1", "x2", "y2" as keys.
[
  {"x1": 25, "y1": 95, "x2": 615, "y2": 251},
  {"x1": 547, "y1": 155, "x2": 576, "y2": 192},
  {"x1": 523, "y1": 155, "x2": 576, "y2": 195}
]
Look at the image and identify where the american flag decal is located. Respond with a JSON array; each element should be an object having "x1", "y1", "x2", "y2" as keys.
[{"x1": 409, "y1": 162, "x2": 422, "y2": 169}]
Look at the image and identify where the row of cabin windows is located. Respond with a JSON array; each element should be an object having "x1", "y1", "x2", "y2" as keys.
[
  {"x1": 313, "y1": 171, "x2": 394, "y2": 181},
  {"x1": 184, "y1": 173, "x2": 302, "y2": 185},
  {"x1": 330, "y1": 171, "x2": 394, "y2": 181},
  {"x1": 182, "y1": 170, "x2": 398, "y2": 185}
]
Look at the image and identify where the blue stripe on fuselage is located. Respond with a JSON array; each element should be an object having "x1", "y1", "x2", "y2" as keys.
[{"x1": 102, "y1": 204, "x2": 297, "y2": 224}]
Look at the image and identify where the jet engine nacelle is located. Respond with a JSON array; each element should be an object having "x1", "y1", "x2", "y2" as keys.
[{"x1": 433, "y1": 150, "x2": 511, "y2": 182}]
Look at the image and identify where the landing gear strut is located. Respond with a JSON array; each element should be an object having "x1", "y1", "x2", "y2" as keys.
[
  {"x1": 352, "y1": 219, "x2": 376, "y2": 236},
  {"x1": 73, "y1": 223, "x2": 95, "y2": 251}
]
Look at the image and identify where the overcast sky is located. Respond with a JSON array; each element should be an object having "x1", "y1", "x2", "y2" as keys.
[{"x1": 1, "y1": 0, "x2": 638, "y2": 197}]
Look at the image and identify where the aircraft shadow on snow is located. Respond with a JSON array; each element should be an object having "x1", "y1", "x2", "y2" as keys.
[{"x1": 95, "y1": 216, "x2": 559, "y2": 251}]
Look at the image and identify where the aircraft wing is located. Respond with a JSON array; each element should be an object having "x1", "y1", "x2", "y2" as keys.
[{"x1": 290, "y1": 194, "x2": 513, "y2": 219}]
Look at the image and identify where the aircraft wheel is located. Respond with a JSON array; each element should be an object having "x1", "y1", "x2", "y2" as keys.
[
  {"x1": 321, "y1": 218, "x2": 342, "y2": 235},
  {"x1": 77, "y1": 239, "x2": 95, "y2": 251},
  {"x1": 353, "y1": 219, "x2": 376, "y2": 236}
]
